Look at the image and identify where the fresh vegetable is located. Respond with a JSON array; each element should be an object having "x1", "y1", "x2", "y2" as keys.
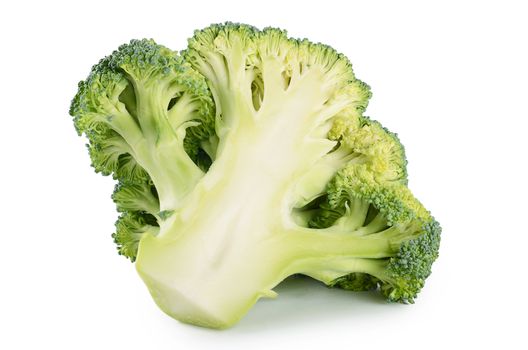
[{"x1": 70, "y1": 23, "x2": 441, "y2": 329}]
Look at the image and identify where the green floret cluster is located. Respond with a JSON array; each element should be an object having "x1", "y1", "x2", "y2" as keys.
[
  {"x1": 71, "y1": 39, "x2": 217, "y2": 260},
  {"x1": 70, "y1": 22, "x2": 440, "y2": 329}
]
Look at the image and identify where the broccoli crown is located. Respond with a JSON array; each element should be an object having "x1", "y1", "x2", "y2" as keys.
[
  {"x1": 71, "y1": 39, "x2": 215, "y2": 177},
  {"x1": 70, "y1": 39, "x2": 219, "y2": 259},
  {"x1": 70, "y1": 22, "x2": 440, "y2": 328}
]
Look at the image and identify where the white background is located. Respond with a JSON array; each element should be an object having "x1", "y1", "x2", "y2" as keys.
[{"x1": 1, "y1": 0, "x2": 527, "y2": 349}]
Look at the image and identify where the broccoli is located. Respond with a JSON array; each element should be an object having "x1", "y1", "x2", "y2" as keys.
[{"x1": 70, "y1": 23, "x2": 441, "y2": 329}]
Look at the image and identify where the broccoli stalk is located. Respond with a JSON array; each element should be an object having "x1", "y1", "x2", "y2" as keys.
[{"x1": 70, "y1": 23, "x2": 440, "y2": 329}]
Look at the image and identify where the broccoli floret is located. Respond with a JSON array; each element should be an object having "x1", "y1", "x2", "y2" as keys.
[
  {"x1": 291, "y1": 163, "x2": 440, "y2": 302},
  {"x1": 112, "y1": 181, "x2": 159, "y2": 216},
  {"x1": 70, "y1": 23, "x2": 440, "y2": 329},
  {"x1": 71, "y1": 39, "x2": 215, "y2": 210},
  {"x1": 113, "y1": 212, "x2": 159, "y2": 261},
  {"x1": 71, "y1": 39, "x2": 217, "y2": 261}
]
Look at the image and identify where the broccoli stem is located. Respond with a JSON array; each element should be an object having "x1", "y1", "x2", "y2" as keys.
[
  {"x1": 301, "y1": 257, "x2": 388, "y2": 285},
  {"x1": 329, "y1": 199, "x2": 371, "y2": 231},
  {"x1": 133, "y1": 83, "x2": 177, "y2": 144},
  {"x1": 100, "y1": 98, "x2": 144, "y2": 147},
  {"x1": 133, "y1": 139, "x2": 204, "y2": 210},
  {"x1": 115, "y1": 81, "x2": 207, "y2": 210},
  {"x1": 353, "y1": 213, "x2": 388, "y2": 235},
  {"x1": 282, "y1": 226, "x2": 397, "y2": 262}
]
